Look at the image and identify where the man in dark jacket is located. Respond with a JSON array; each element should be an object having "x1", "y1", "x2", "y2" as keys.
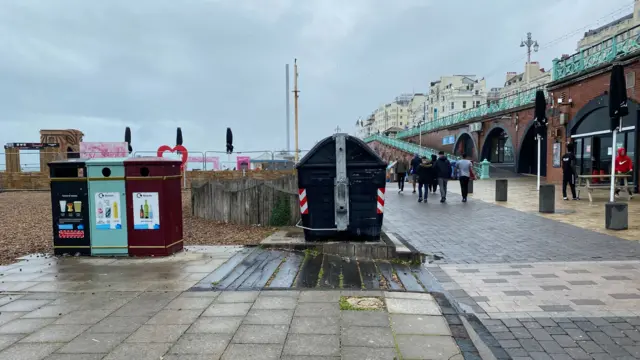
[
  {"x1": 435, "y1": 151, "x2": 451, "y2": 203},
  {"x1": 416, "y1": 156, "x2": 433, "y2": 203},
  {"x1": 395, "y1": 157, "x2": 409, "y2": 193},
  {"x1": 410, "y1": 153, "x2": 421, "y2": 194},
  {"x1": 429, "y1": 154, "x2": 438, "y2": 193}
]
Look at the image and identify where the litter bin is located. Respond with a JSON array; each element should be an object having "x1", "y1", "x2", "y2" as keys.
[
  {"x1": 86, "y1": 158, "x2": 128, "y2": 256},
  {"x1": 124, "y1": 157, "x2": 183, "y2": 256},
  {"x1": 48, "y1": 159, "x2": 91, "y2": 256},
  {"x1": 296, "y1": 133, "x2": 387, "y2": 241}
]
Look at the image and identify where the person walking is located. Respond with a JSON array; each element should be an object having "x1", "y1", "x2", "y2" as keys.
[
  {"x1": 456, "y1": 153, "x2": 473, "y2": 202},
  {"x1": 434, "y1": 151, "x2": 451, "y2": 203},
  {"x1": 614, "y1": 147, "x2": 634, "y2": 198},
  {"x1": 416, "y1": 156, "x2": 433, "y2": 202},
  {"x1": 410, "y1": 153, "x2": 421, "y2": 194},
  {"x1": 429, "y1": 154, "x2": 438, "y2": 194},
  {"x1": 562, "y1": 143, "x2": 578, "y2": 200},
  {"x1": 395, "y1": 157, "x2": 409, "y2": 193}
]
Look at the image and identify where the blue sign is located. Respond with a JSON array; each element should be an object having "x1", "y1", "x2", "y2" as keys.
[{"x1": 442, "y1": 135, "x2": 455, "y2": 145}]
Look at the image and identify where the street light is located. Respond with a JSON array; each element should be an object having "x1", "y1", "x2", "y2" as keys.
[{"x1": 520, "y1": 32, "x2": 539, "y2": 64}]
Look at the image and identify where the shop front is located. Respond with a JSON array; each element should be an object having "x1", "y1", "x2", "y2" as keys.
[{"x1": 567, "y1": 95, "x2": 638, "y2": 191}]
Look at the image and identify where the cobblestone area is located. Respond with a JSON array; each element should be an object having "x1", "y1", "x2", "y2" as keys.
[
  {"x1": 382, "y1": 185, "x2": 640, "y2": 264},
  {"x1": 483, "y1": 317, "x2": 640, "y2": 359}
]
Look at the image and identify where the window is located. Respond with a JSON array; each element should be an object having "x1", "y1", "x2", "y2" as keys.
[
  {"x1": 475, "y1": 101, "x2": 481, "y2": 107},
  {"x1": 441, "y1": 96, "x2": 445, "y2": 101},
  {"x1": 463, "y1": 101, "x2": 467, "y2": 109},
  {"x1": 450, "y1": 102, "x2": 454, "y2": 110},
  {"x1": 400, "y1": 122, "x2": 403, "y2": 126},
  {"x1": 475, "y1": 90, "x2": 479, "y2": 95}
]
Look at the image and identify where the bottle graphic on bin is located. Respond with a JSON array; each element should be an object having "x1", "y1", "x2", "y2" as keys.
[{"x1": 144, "y1": 200, "x2": 149, "y2": 219}]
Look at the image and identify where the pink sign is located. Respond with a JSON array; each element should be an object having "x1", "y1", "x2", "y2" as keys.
[
  {"x1": 236, "y1": 156, "x2": 251, "y2": 170},
  {"x1": 80, "y1": 142, "x2": 128, "y2": 158}
]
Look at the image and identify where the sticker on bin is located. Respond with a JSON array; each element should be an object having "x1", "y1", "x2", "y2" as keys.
[
  {"x1": 298, "y1": 188, "x2": 308, "y2": 215},
  {"x1": 59, "y1": 230, "x2": 85, "y2": 239},
  {"x1": 94, "y1": 192, "x2": 123, "y2": 230},
  {"x1": 133, "y1": 192, "x2": 160, "y2": 230},
  {"x1": 377, "y1": 188, "x2": 385, "y2": 214}
]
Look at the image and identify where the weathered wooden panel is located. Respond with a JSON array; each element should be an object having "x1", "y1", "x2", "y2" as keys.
[{"x1": 191, "y1": 174, "x2": 301, "y2": 226}]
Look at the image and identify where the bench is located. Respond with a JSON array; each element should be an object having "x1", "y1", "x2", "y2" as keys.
[{"x1": 577, "y1": 175, "x2": 633, "y2": 203}]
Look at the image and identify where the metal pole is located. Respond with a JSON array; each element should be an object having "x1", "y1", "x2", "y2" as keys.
[
  {"x1": 285, "y1": 64, "x2": 291, "y2": 153},
  {"x1": 294, "y1": 59, "x2": 300, "y2": 163},
  {"x1": 610, "y1": 128, "x2": 618, "y2": 202},
  {"x1": 537, "y1": 136, "x2": 541, "y2": 191}
]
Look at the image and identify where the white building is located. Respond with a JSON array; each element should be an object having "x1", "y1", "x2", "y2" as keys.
[
  {"x1": 427, "y1": 75, "x2": 487, "y2": 122},
  {"x1": 356, "y1": 115, "x2": 375, "y2": 138},
  {"x1": 577, "y1": 0, "x2": 640, "y2": 51},
  {"x1": 500, "y1": 61, "x2": 551, "y2": 98},
  {"x1": 407, "y1": 94, "x2": 428, "y2": 129},
  {"x1": 370, "y1": 94, "x2": 412, "y2": 134}
]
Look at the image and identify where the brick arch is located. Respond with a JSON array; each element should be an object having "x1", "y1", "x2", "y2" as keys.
[
  {"x1": 452, "y1": 130, "x2": 478, "y2": 161},
  {"x1": 517, "y1": 118, "x2": 547, "y2": 176},
  {"x1": 480, "y1": 124, "x2": 516, "y2": 163}
]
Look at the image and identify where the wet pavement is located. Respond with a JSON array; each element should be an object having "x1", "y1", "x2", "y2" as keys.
[{"x1": 383, "y1": 180, "x2": 640, "y2": 359}]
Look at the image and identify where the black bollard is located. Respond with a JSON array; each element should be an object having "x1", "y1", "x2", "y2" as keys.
[
  {"x1": 605, "y1": 202, "x2": 628, "y2": 230},
  {"x1": 539, "y1": 184, "x2": 555, "y2": 213},
  {"x1": 495, "y1": 179, "x2": 508, "y2": 202}
]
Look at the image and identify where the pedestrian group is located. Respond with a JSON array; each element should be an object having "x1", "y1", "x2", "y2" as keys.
[{"x1": 394, "y1": 151, "x2": 475, "y2": 203}]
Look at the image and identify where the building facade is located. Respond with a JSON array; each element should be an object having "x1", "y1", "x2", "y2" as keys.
[
  {"x1": 370, "y1": 94, "x2": 413, "y2": 134},
  {"x1": 406, "y1": 94, "x2": 428, "y2": 129},
  {"x1": 577, "y1": 0, "x2": 640, "y2": 50},
  {"x1": 500, "y1": 61, "x2": 551, "y2": 98},
  {"x1": 427, "y1": 75, "x2": 487, "y2": 122}
]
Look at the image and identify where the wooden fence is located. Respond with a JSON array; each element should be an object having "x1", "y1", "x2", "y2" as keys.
[{"x1": 191, "y1": 174, "x2": 300, "y2": 226}]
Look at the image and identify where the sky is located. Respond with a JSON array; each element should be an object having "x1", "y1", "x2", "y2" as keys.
[{"x1": 0, "y1": 0, "x2": 634, "y2": 166}]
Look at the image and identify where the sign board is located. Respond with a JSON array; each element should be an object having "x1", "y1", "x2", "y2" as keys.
[
  {"x1": 4, "y1": 142, "x2": 59, "y2": 150},
  {"x1": 80, "y1": 142, "x2": 128, "y2": 159},
  {"x1": 132, "y1": 192, "x2": 160, "y2": 230},
  {"x1": 188, "y1": 156, "x2": 220, "y2": 170},
  {"x1": 94, "y1": 192, "x2": 123, "y2": 230},
  {"x1": 442, "y1": 135, "x2": 456, "y2": 145},
  {"x1": 236, "y1": 156, "x2": 251, "y2": 170}
]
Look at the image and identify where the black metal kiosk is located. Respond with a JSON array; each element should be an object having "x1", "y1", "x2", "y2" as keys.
[{"x1": 49, "y1": 159, "x2": 91, "y2": 255}]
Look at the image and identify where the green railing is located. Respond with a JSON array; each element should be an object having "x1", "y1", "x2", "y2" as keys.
[
  {"x1": 553, "y1": 24, "x2": 640, "y2": 81},
  {"x1": 364, "y1": 85, "x2": 547, "y2": 142},
  {"x1": 367, "y1": 134, "x2": 482, "y2": 175}
]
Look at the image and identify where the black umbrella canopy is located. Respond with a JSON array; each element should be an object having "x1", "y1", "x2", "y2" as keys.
[
  {"x1": 609, "y1": 64, "x2": 629, "y2": 131},
  {"x1": 124, "y1": 127, "x2": 132, "y2": 154},
  {"x1": 176, "y1": 127, "x2": 183, "y2": 146},
  {"x1": 533, "y1": 90, "x2": 547, "y2": 138},
  {"x1": 226, "y1": 128, "x2": 234, "y2": 154}
]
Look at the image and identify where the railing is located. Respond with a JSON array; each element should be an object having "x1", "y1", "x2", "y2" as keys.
[
  {"x1": 364, "y1": 85, "x2": 547, "y2": 142},
  {"x1": 366, "y1": 134, "x2": 482, "y2": 175},
  {"x1": 553, "y1": 24, "x2": 640, "y2": 81}
]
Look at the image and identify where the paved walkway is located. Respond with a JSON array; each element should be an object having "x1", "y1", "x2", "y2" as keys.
[
  {"x1": 0, "y1": 289, "x2": 464, "y2": 359},
  {"x1": 383, "y1": 179, "x2": 640, "y2": 359}
]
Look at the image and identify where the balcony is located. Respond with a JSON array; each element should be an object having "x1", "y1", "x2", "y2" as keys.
[
  {"x1": 553, "y1": 24, "x2": 640, "y2": 81},
  {"x1": 364, "y1": 84, "x2": 547, "y2": 141}
]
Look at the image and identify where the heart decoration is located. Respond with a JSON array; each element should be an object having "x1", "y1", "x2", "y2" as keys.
[{"x1": 157, "y1": 145, "x2": 189, "y2": 170}]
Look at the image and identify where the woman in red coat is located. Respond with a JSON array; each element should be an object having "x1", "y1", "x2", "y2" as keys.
[{"x1": 614, "y1": 147, "x2": 633, "y2": 198}]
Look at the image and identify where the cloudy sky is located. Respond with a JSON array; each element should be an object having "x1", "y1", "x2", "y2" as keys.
[{"x1": 0, "y1": 0, "x2": 633, "y2": 165}]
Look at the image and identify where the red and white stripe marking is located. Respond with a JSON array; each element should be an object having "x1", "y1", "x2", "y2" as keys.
[
  {"x1": 59, "y1": 230, "x2": 85, "y2": 239},
  {"x1": 298, "y1": 188, "x2": 309, "y2": 215},
  {"x1": 377, "y1": 188, "x2": 385, "y2": 214}
]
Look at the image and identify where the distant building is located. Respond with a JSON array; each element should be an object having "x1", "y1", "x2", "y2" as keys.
[
  {"x1": 577, "y1": 0, "x2": 640, "y2": 50},
  {"x1": 500, "y1": 62, "x2": 551, "y2": 98},
  {"x1": 370, "y1": 94, "x2": 413, "y2": 134},
  {"x1": 407, "y1": 94, "x2": 428, "y2": 129},
  {"x1": 427, "y1": 75, "x2": 487, "y2": 122}
]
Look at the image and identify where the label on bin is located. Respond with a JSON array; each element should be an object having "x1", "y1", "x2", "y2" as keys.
[
  {"x1": 132, "y1": 192, "x2": 160, "y2": 230},
  {"x1": 94, "y1": 192, "x2": 123, "y2": 230},
  {"x1": 55, "y1": 192, "x2": 86, "y2": 239}
]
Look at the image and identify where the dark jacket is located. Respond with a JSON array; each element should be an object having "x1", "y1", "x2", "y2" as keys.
[
  {"x1": 435, "y1": 156, "x2": 451, "y2": 179},
  {"x1": 396, "y1": 160, "x2": 409, "y2": 174},
  {"x1": 410, "y1": 156, "x2": 421, "y2": 173},
  {"x1": 417, "y1": 161, "x2": 437, "y2": 184}
]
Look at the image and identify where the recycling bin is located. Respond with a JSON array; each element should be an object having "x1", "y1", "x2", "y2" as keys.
[
  {"x1": 48, "y1": 159, "x2": 91, "y2": 256},
  {"x1": 124, "y1": 157, "x2": 183, "y2": 256},
  {"x1": 296, "y1": 133, "x2": 387, "y2": 241},
  {"x1": 86, "y1": 158, "x2": 128, "y2": 256}
]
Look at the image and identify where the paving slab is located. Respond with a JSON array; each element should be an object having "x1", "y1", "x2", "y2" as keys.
[
  {"x1": 167, "y1": 333, "x2": 231, "y2": 355},
  {"x1": 385, "y1": 298, "x2": 442, "y2": 315},
  {"x1": 125, "y1": 324, "x2": 188, "y2": 343},
  {"x1": 290, "y1": 316, "x2": 339, "y2": 334},
  {"x1": 187, "y1": 316, "x2": 243, "y2": 334},
  {"x1": 232, "y1": 324, "x2": 289, "y2": 344},
  {"x1": 102, "y1": 342, "x2": 172, "y2": 360},
  {"x1": 243, "y1": 309, "x2": 293, "y2": 325},
  {"x1": 0, "y1": 342, "x2": 62, "y2": 360},
  {"x1": 145, "y1": 309, "x2": 201, "y2": 325},
  {"x1": 340, "y1": 311, "x2": 390, "y2": 327},
  {"x1": 202, "y1": 302, "x2": 252, "y2": 317},
  {"x1": 221, "y1": 343, "x2": 283, "y2": 360},
  {"x1": 86, "y1": 316, "x2": 149, "y2": 334},
  {"x1": 283, "y1": 334, "x2": 340, "y2": 357},
  {"x1": 0, "y1": 318, "x2": 56, "y2": 334},
  {"x1": 57, "y1": 332, "x2": 129, "y2": 353},
  {"x1": 395, "y1": 334, "x2": 461, "y2": 359},
  {"x1": 340, "y1": 346, "x2": 399, "y2": 360},
  {"x1": 341, "y1": 326, "x2": 395, "y2": 348},
  {"x1": 19, "y1": 324, "x2": 90, "y2": 343},
  {"x1": 390, "y1": 314, "x2": 451, "y2": 335}
]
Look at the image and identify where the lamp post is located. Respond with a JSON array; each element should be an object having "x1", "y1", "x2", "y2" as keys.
[{"x1": 520, "y1": 32, "x2": 539, "y2": 64}]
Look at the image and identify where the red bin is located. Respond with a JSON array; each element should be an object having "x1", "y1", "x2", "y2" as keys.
[{"x1": 124, "y1": 157, "x2": 183, "y2": 256}]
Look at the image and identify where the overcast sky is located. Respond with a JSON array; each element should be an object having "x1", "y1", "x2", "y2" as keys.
[{"x1": 0, "y1": 0, "x2": 633, "y2": 164}]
